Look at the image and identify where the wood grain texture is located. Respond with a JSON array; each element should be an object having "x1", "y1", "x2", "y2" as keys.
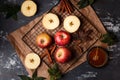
[{"x1": 7, "y1": 0, "x2": 107, "y2": 79}]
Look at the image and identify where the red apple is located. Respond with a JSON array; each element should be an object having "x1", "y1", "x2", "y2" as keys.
[
  {"x1": 36, "y1": 33, "x2": 52, "y2": 48},
  {"x1": 54, "y1": 31, "x2": 71, "y2": 46},
  {"x1": 54, "y1": 47, "x2": 71, "y2": 63}
]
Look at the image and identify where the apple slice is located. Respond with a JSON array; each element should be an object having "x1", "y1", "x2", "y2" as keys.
[
  {"x1": 21, "y1": 0, "x2": 37, "y2": 17},
  {"x1": 24, "y1": 53, "x2": 41, "y2": 69},
  {"x1": 42, "y1": 13, "x2": 60, "y2": 30},
  {"x1": 63, "y1": 15, "x2": 81, "y2": 33}
]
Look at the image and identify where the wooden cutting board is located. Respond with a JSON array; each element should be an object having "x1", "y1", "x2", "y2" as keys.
[{"x1": 7, "y1": 0, "x2": 107, "y2": 79}]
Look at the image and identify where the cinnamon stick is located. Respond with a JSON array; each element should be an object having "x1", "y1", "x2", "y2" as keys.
[
  {"x1": 44, "y1": 48, "x2": 53, "y2": 63},
  {"x1": 63, "y1": 0, "x2": 73, "y2": 13},
  {"x1": 40, "y1": 52, "x2": 47, "y2": 59},
  {"x1": 50, "y1": 45, "x2": 57, "y2": 55},
  {"x1": 58, "y1": 0, "x2": 74, "y2": 14}
]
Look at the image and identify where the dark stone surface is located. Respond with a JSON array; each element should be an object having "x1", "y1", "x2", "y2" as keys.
[{"x1": 0, "y1": 0, "x2": 120, "y2": 80}]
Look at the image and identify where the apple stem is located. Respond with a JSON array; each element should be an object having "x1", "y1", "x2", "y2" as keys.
[
  {"x1": 60, "y1": 35, "x2": 64, "y2": 39},
  {"x1": 58, "y1": 53, "x2": 62, "y2": 57},
  {"x1": 40, "y1": 39, "x2": 45, "y2": 44}
]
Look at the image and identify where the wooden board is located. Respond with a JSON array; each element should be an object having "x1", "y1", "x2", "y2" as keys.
[
  {"x1": 22, "y1": 3, "x2": 102, "y2": 73},
  {"x1": 7, "y1": 0, "x2": 107, "y2": 79}
]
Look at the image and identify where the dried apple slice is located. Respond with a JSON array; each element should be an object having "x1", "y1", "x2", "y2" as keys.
[
  {"x1": 24, "y1": 53, "x2": 41, "y2": 69},
  {"x1": 42, "y1": 13, "x2": 60, "y2": 30},
  {"x1": 21, "y1": 0, "x2": 37, "y2": 17},
  {"x1": 63, "y1": 15, "x2": 81, "y2": 33}
]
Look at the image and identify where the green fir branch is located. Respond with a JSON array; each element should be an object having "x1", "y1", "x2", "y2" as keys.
[
  {"x1": 0, "y1": 3, "x2": 20, "y2": 20},
  {"x1": 77, "y1": 0, "x2": 94, "y2": 9}
]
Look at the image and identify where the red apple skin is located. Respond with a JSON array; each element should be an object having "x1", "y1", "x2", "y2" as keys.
[
  {"x1": 54, "y1": 31, "x2": 71, "y2": 46},
  {"x1": 54, "y1": 47, "x2": 71, "y2": 63},
  {"x1": 36, "y1": 33, "x2": 52, "y2": 48}
]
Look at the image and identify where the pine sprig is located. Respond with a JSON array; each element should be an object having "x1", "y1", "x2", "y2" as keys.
[
  {"x1": 0, "y1": 3, "x2": 20, "y2": 20},
  {"x1": 48, "y1": 63, "x2": 62, "y2": 80},
  {"x1": 77, "y1": 0, "x2": 94, "y2": 9},
  {"x1": 18, "y1": 69, "x2": 46, "y2": 80},
  {"x1": 18, "y1": 75, "x2": 32, "y2": 80},
  {"x1": 101, "y1": 33, "x2": 118, "y2": 46}
]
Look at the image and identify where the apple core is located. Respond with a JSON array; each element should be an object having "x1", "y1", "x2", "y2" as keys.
[
  {"x1": 27, "y1": 6, "x2": 30, "y2": 10},
  {"x1": 70, "y1": 22, "x2": 74, "y2": 26},
  {"x1": 30, "y1": 59, "x2": 34, "y2": 63},
  {"x1": 49, "y1": 19, "x2": 54, "y2": 23}
]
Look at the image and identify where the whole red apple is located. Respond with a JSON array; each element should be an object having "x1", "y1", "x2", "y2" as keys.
[
  {"x1": 54, "y1": 30, "x2": 71, "y2": 46},
  {"x1": 36, "y1": 33, "x2": 52, "y2": 48},
  {"x1": 54, "y1": 47, "x2": 71, "y2": 63}
]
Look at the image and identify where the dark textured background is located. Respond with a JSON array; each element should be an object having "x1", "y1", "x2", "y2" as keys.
[{"x1": 0, "y1": 0, "x2": 120, "y2": 80}]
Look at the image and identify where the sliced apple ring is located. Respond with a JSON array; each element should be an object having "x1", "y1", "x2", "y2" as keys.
[
  {"x1": 24, "y1": 53, "x2": 41, "y2": 69},
  {"x1": 63, "y1": 15, "x2": 81, "y2": 33},
  {"x1": 42, "y1": 13, "x2": 60, "y2": 30},
  {"x1": 21, "y1": 0, "x2": 37, "y2": 17}
]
